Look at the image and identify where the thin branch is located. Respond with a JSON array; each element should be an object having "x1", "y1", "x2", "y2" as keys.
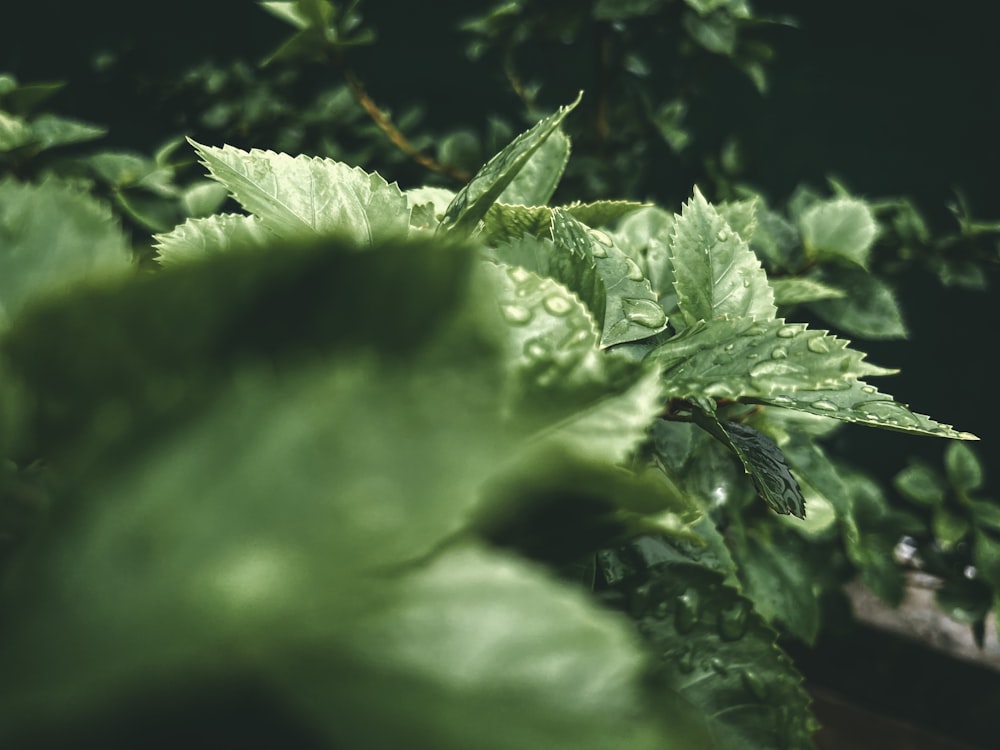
[{"x1": 333, "y1": 56, "x2": 471, "y2": 183}]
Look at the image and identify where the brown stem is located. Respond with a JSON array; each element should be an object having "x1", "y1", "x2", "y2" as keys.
[{"x1": 335, "y1": 58, "x2": 471, "y2": 183}]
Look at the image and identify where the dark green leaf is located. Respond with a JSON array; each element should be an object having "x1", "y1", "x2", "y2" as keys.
[
  {"x1": 945, "y1": 441, "x2": 984, "y2": 492},
  {"x1": 497, "y1": 128, "x2": 570, "y2": 206},
  {"x1": 808, "y1": 268, "x2": 907, "y2": 340},
  {"x1": 893, "y1": 461, "x2": 947, "y2": 506}
]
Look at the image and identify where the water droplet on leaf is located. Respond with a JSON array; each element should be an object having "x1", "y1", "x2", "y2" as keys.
[
  {"x1": 741, "y1": 670, "x2": 768, "y2": 701},
  {"x1": 507, "y1": 266, "x2": 531, "y2": 284},
  {"x1": 807, "y1": 336, "x2": 830, "y2": 354},
  {"x1": 543, "y1": 294, "x2": 573, "y2": 316},
  {"x1": 718, "y1": 600, "x2": 750, "y2": 641},
  {"x1": 622, "y1": 298, "x2": 666, "y2": 328},
  {"x1": 500, "y1": 303, "x2": 532, "y2": 325},
  {"x1": 749, "y1": 360, "x2": 805, "y2": 379},
  {"x1": 771, "y1": 347, "x2": 788, "y2": 359},
  {"x1": 811, "y1": 399, "x2": 839, "y2": 412},
  {"x1": 624, "y1": 258, "x2": 645, "y2": 281},
  {"x1": 717, "y1": 229, "x2": 729, "y2": 242},
  {"x1": 674, "y1": 589, "x2": 700, "y2": 634},
  {"x1": 776, "y1": 325, "x2": 800, "y2": 338}
]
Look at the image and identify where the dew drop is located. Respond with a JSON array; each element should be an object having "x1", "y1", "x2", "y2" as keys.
[
  {"x1": 628, "y1": 583, "x2": 653, "y2": 619},
  {"x1": 749, "y1": 360, "x2": 805, "y2": 379},
  {"x1": 622, "y1": 298, "x2": 667, "y2": 328},
  {"x1": 741, "y1": 670, "x2": 768, "y2": 701},
  {"x1": 500, "y1": 303, "x2": 532, "y2": 325},
  {"x1": 523, "y1": 338, "x2": 551, "y2": 361},
  {"x1": 855, "y1": 400, "x2": 920, "y2": 427},
  {"x1": 769, "y1": 395, "x2": 795, "y2": 405},
  {"x1": 717, "y1": 229, "x2": 729, "y2": 242},
  {"x1": 771, "y1": 347, "x2": 788, "y2": 359},
  {"x1": 507, "y1": 266, "x2": 532, "y2": 284},
  {"x1": 861, "y1": 385, "x2": 877, "y2": 394},
  {"x1": 590, "y1": 243, "x2": 608, "y2": 258},
  {"x1": 807, "y1": 336, "x2": 830, "y2": 354},
  {"x1": 590, "y1": 228, "x2": 614, "y2": 246},
  {"x1": 543, "y1": 294, "x2": 574, "y2": 316},
  {"x1": 811, "y1": 399, "x2": 839, "y2": 412},
  {"x1": 709, "y1": 658, "x2": 728, "y2": 676},
  {"x1": 718, "y1": 600, "x2": 750, "y2": 641},
  {"x1": 674, "y1": 590, "x2": 700, "y2": 634},
  {"x1": 741, "y1": 277, "x2": 751, "y2": 288},
  {"x1": 724, "y1": 342, "x2": 736, "y2": 352},
  {"x1": 676, "y1": 645, "x2": 696, "y2": 674},
  {"x1": 624, "y1": 258, "x2": 645, "y2": 281},
  {"x1": 776, "y1": 325, "x2": 800, "y2": 338}
]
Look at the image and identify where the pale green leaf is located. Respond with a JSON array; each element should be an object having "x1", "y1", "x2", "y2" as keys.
[
  {"x1": 27, "y1": 114, "x2": 106, "y2": 150},
  {"x1": 0, "y1": 110, "x2": 31, "y2": 151},
  {"x1": 533, "y1": 366, "x2": 666, "y2": 465},
  {"x1": 933, "y1": 506, "x2": 970, "y2": 549},
  {"x1": 552, "y1": 209, "x2": 667, "y2": 347},
  {"x1": 751, "y1": 380, "x2": 979, "y2": 440},
  {"x1": 893, "y1": 462, "x2": 947, "y2": 506},
  {"x1": 497, "y1": 128, "x2": 570, "y2": 206},
  {"x1": 189, "y1": 139, "x2": 410, "y2": 244},
  {"x1": 800, "y1": 197, "x2": 877, "y2": 268},
  {"x1": 749, "y1": 204, "x2": 801, "y2": 273},
  {"x1": 598, "y1": 538, "x2": 816, "y2": 750},
  {"x1": 669, "y1": 186, "x2": 776, "y2": 326},
  {"x1": 153, "y1": 214, "x2": 276, "y2": 266},
  {"x1": 808, "y1": 268, "x2": 907, "y2": 339},
  {"x1": 292, "y1": 543, "x2": 706, "y2": 750},
  {"x1": 648, "y1": 318, "x2": 891, "y2": 400},
  {"x1": 564, "y1": 199, "x2": 648, "y2": 229},
  {"x1": 486, "y1": 233, "x2": 607, "y2": 331},
  {"x1": 180, "y1": 180, "x2": 230, "y2": 218},
  {"x1": 439, "y1": 94, "x2": 581, "y2": 237},
  {"x1": 259, "y1": 1, "x2": 310, "y2": 29},
  {"x1": 612, "y1": 205, "x2": 676, "y2": 295},
  {"x1": 716, "y1": 197, "x2": 758, "y2": 243},
  {"x1": 0, "y1": 178, "x2": 131, "y2": 329},
  {"x1": 769, "y1": 277, "x2": 845, "y2": 306},
  {"x1": 483, "y1": 203, "x2": 553, "y2": 242},
  {"x1": 945, "y1": 441, "x2": 984, "y2": 492}
]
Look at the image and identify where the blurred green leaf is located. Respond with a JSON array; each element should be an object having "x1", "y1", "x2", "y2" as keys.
[
  {"x1": 945, "y1": 441, "x2": 984, "y2": 493},
  {"x1": 800, "y1": 197, "x2": 877, "y2": 268},
  {"x1": 808, "y1": 268, "x2": 907, "y2": 340},
  {"x1": 893, "y1": 461, "x2": 947, "y2": 506}
]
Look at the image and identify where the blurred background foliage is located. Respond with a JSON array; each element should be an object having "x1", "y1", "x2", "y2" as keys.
[{"x1": 2, "y1": 0, "x2": 999, "y2": 677}]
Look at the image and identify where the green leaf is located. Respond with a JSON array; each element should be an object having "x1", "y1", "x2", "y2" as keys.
[
  {"x1": 552, "y1": 209, "x2": 667, "y2": 347},
  {"x1": 693, "y1": 408, "x2": 805, "y2": 518},
  {"x1": 287, "y1": 544, "x2": 707, "y2": 750},
  {"x1": 933, "y1": 506, "x2": 970, "y2": 550},
  {"x1": 808, "y1": 268, "x2": 907, "y2": 340},
  {"x1": 800, "y1": 197, "x2": 877, "y2": 268},
  {"x1": 26, "y1": 114, "x2": 106, "y2": 150},
  {"x1": 669, "y1": 187, "x2": 776, "y2": 327},
  {"x1": 564, "y1": 199, "x2": 649, "y2": 228},
  {"x1": 751, "y1": 379, "x2": 979, "y2": 440},
  {"x1": 612, "y1": 205, "x2": 676, "y2": 295},
  {"x1": 749, "y1": 204, "x2": 802, "y2": 273},
  {"x1": 0, "y1": 178, "x2": 132, "y2": 330},
  {"x1": 153, "y1": 214, "x2": 276, "y2": 265},
  {"x1": 598, "y1": 538, "x2": 816, "y2": 750},
  {"x1": 648, "y1": 318, "x2": 890, "y2": 401},
  {"x1": 734, "y1": 529, "x2": 821, "y2": 643},
  {"x1": 0, "y1": 110, "x2": 32, "y2": 151},
  {"x1": 497, "y1": 128, "x2": 570, "y2": 206},
  {"x1": 483, "y1": 200, "x2": 647, "y2": 245},
  {"x1": 259, "y1": 1, "x2": 310, "y2": 29},
  {"x1": 3, "y1": 236, "x2": 478, "y2": 459},
  {"x1": 893, "y1": 461, "x2": 947, "y2": 506},
  {"x1": 945, "y1": 441, "x2": 984, "y2": 492},
  {"x1": 189, "y1": 139, "x2": 410, "y2": 243},
  {"x1": 180, "y1": 180, "x2": 230, "y2": 218},
  {"x1": 716, "y1": 198, "x2": 758, "y2": 243},
  {"x1": 769, "y1": 277, "x2": 845, "y2": 306},
  {"x1": 439, "y1": 94, "x2": 581, "y2": 237},
  {"x1": 970, "y1": 500, "x2": 1000, "y2": 533},
  {"x1": 974, "y1": 530, "x2": 1000, "y2": 588}
]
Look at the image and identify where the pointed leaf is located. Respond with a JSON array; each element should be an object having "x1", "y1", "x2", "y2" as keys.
[
  {"x1": 497, "y1": 128, "x2": 570, "y2": 206},
  {"x1": 751, "y1": 380, "x2": 979, "y2": 440},
  {"x1": 189, "y1": 139, "x2": 410, "y2": 244},
  {"x1": 670, "y1": 187, "x2": 776, "y2": 326},
  {"x1": 769, "y1": 277, "x2": 845, "y2": 306},
  {"x1": 893, "y1": 461, "x2": 947, "y2": 506},
  {"x1": 27, "y1": 114, "x2": 106, "y2": 150},
  {"x1": 648, "y1": 318, "x2": 892, "y2": 401},
  {"x1": 0, "y1": 178, "x2": 131, "y2": 330},
  {"x1": 153, "y1": 214, "x2": 276, "y2": 265},
  {"x1": 439, "y1": 94, "x2": 581, "y2": 237},
  {"x1": 716, "y1": 197, "x2": 758, "y2": 243},
  {"x1": 483, "y1": 203, "x2": 554, "y2": 242},
  {"x1": 552, "y1": 209, "x2": 667, "y2": 347},
  {"x1": 800, "y1": 197, "x2": 877, "y2": 268},
  {"x1": 597, "y1": 538, "x2": 816, "y2": 750},
  {"x1": 565, "y1": 199, "x2": 648, "y2": 228},
  {"x1": 945, "y1": 440, "x2": 984, "y2": 492},
  {"x1": 693, "y1": 408, "x2": 805, "y2": 518}
]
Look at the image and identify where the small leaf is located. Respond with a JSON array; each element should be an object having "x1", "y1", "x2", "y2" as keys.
[
  {"x1": 649, "y1": 318, "x2": 890, "y2": 401},
  {"x1": 439, "y1": 94, "x2": 581, "y2": 237},
  {"x1": 0, "y1": 110, "x2": 31, "y2": 151},
  {"x1": 945, "y1": 441, "x2": 984, "y2": 492},
  {"x1": 808, "y1": 268, "x2": 907, "y2": 340},
  {"x1": 933, "y1": 506, "x2": 971, "y2": 550},
  {"x1": 552, "y1": 209, "x2": 667, "y2": 346},
  {"x1": 669, "y1": 187, "x2": 776, "y2": 326},
  {"x1": 0, "y1": 178, "x2": 132, "y2": 330},
  {"x1": 974, "y1": 530, "x2": 1000, "y2": 588},
  {"x1": 483, "y1": 203, "x2": 554, "y2": 242},
  {"x1": 970, "y1": 500, "x2": 1000, "y2": 532},
  {"x1": 153, "y1": 214, "x2": 276, "y2": 266},
  {"x1": 189, "y1": 139, "x2": 410, "y2": 244},
  {"x1": 497, "y1": 128, "x2": 570, "y2": 206},
  {"x1": 751, "y1": 380, "x2": 978, "y2": 441},
  {"x1": 692, "y1": 407, "x2": 805, "y2": 518},
  {"x1": 893, "y1": 462, "x2": 947, "y2": 506},
  {"x1": 769, "y1": 277, "x2": 845, "y2": 306},
  {"x1": 800, "y1": 197, "x2": 877, "y2": 268},
  {"x1": 27, "y1": 114, "x2": 106, "y2": 150},
  {"x1": 181, "y1": 181, "x2": 230, "y2": 218},
  {"x1": 716, "y1": 198, "x2": 758, "y2": 243}
]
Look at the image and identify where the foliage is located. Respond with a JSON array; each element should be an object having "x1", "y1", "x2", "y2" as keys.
[{"x1": 0, "y1": 2, "x2": 997, "y2": 749}]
